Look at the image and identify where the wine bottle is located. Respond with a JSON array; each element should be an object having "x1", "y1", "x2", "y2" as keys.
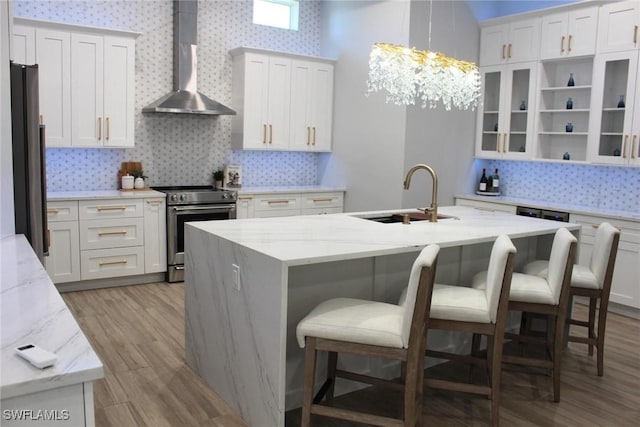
[
  {"x1": 491, "y1": 168, "x2": 500, "y2": 193},
  {"x1": 479, "y1": 168, "x2": 488, "y2": 192}
]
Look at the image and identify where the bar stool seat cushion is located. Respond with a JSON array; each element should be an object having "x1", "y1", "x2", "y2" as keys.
[
  {"x1": 472, "y1": 272, "x2": 555, "y2": 305},
  {"x1": 522, "y1": 260, "x2": 599, "y2": 290},
  {"x1": 430, "y1": 284, "x2": 491, "y2": 324},
  {"x1": 296, "y1": 298, "x2": 404, "y2": 349}
]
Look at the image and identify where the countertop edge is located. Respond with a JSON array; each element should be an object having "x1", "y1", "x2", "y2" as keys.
[{"x1": 47, "y1": 190, "x2": 166, "y2": 201}]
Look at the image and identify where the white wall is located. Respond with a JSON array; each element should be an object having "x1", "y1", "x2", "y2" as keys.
[
  {"x1": 319, "y1": 0, "x2": 480, "y2": 212},
  {"x1": 1, "y1": 0, "x2": 15, "y2": 238},
  {"x1": 402, "y1": 0, "x2": 480, "y2": 209},
  {"x1": 318, "y1": 0, "x2": 411, "y2": 212}
]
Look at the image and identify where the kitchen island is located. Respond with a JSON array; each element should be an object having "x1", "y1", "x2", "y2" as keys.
[{"x1": 184, "y1": 206, "x2": 580, "y2": 426}]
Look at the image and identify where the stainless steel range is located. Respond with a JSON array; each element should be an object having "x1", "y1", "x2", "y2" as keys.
[{"x1": 152, "y1": 186, "x2": 236, "y2": 282}]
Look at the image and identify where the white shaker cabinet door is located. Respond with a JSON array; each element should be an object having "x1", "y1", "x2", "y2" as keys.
[
  {"x1": 144, "y1": 198, "x2": 167, "y2": 274},
  {"x1": 35, "y1": 28, "x2": 71, "y2": 147},
  {"x1": 46, "y1": 220, "x2": 81, "y2": 284},
  {"x1": 12, "y1": 24, "x2": 35, "y2": 64},
  {"x1": 597, "y1": 0, "x2": 640, "y2": 54},
  {"x1": 71, "y1": 33, "x2": 104, "y2": 147},
  {"x1": 103, "y1": 36, "x2": 135, "y2": 147},
  {"x1": 266, "y1": 56, "x2": 291, "y2": 150}
]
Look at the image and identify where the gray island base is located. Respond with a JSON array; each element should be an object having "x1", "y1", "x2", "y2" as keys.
[{"x1": 184, "y1": 206, "x2": 580, "y2": 426}]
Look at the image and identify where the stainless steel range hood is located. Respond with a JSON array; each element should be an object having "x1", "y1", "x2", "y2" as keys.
[{"x1": 142, "y1": 0, "x2": 235, "y2": 115}]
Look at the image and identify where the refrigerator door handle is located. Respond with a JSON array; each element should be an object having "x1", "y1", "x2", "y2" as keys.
[{"x1": 40, "y1": 124, "x2": 49, "y2": 256}]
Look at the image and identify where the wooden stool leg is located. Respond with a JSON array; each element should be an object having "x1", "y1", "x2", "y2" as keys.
[
  {"x1": 301, "y1": 339, "x2": 318, "y2": 427},
  {"x1": 326, "y1": 351, "x2": 338, "y2": 403},
  {"x1": 597, "y1": 297, "x2": 608, "y2": 377},
  {"x1": 552, "y1": 315, "x2": 563, "y2": 403},
  {"x1": 588, "y1": 297, "x2": 597, "y2": 356}
]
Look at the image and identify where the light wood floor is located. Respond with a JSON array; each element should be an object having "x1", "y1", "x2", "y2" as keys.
[{"x1": 63, "y1": 282, "x2": 640, "y2": 427}]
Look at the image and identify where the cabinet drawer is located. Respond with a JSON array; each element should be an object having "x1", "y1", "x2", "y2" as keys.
[
  {"x1": 80, "y1": 218, "x2": 144, "y2": 250},
  {"x1": 571, "y1": 213, "x2": 640, "y2": 245},
  {"x1": 47, "y1": 201, "x2": 79, "y2": 222},
  {"x1": 454, "y1": 198, "x2": 517, "y2": 214},
  {"x1": 301, "y1": 192, "x2": 344, "y2": 210},
  {"x1": 79, "y1": 199, "x2": 143, "y2": 220},
  {"x1": 254, "y1": 195, "x2": 301, "y2": 212},
  {"x1": 80, "y1": 246, "x2": 144, "y2": 280},
  {"x1": 254, "y1": 209, "x2": 300, "y2": 218},
  {"x1": 301, "y1": 207, "x2": 344, "y2": 215}
]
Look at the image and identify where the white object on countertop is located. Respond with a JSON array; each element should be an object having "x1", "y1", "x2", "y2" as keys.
[
  {"x1": 134, "y1": 177, "x2": 145, "y2": 189},
  {"x1": 122, "y1": 175, "x2": 134, "y2": 189},
  {"x1": 15, "y1": 344, "x2": 58, "y2": 369}
]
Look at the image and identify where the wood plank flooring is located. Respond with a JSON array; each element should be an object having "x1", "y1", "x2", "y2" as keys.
[{"x1": 63, "y1": 282, "x2": 640, "y2": 427}]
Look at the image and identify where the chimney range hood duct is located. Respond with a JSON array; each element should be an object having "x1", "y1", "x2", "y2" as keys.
[{"x1": 142, "y1": 0, "x2": 235, "y2": 115}]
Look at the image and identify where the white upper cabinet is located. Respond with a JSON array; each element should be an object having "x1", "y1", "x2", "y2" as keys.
[
  {"x1": 597, "y1": 0, "x2": 640, "y2": 54},
  {"x1": 13, "y1": 18, "x2": 138, "y2": 148},
  {"x1": 230, "y1": 47, "x2": 334, "y2": 152},
  {"x1": 589, "y1": 50, "x2": 640, "y2": 166},
  {"x1": 35, "y1": 28, "x2": 72, "y2": 147},
  {"x1": 540, "y1": 7, "x2": 598, "y2": 60},
  {"x1": 289, "y1": 60, "x2": 334, "y2": 152},
  {"x1": 476, "y1": 62, "x2": 537, "y2": 159},
  {"x1": 480, "y1": 18, "x2": 540, "y2": 66}
]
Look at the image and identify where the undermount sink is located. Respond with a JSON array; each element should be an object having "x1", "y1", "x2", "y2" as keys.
[{"x1": 354, "y1": 211, "x2": 458, "y2": 223}]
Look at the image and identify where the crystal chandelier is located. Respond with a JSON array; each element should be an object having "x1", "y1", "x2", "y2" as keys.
[{"x1": 367, "y1": 2, "x2": 481, "y2": 111}]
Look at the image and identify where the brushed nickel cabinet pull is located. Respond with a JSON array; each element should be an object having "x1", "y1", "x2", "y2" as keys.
[
  {"x1": 507, "y1": 43, "x2": 512, "y2": 58},
  {"x1": 501, "y1": 44, "x2": 506, "y2": 59},
  {"x1": 47, "y1": 209, "x2": 60, "y2": 214},
  {"x1": 623, "y1": 135, "x2": 629, "y2": 158},
  {"x1": 40, "y1": 114, "x2": 44, "y2": 124},
  {"x1": 145, "y1": 200, "x2": 163, "y2": 205},
  {"x1": 307, "y1": 127, "x2": 310, "y2": 145},
  {"x1": 99, "y1": 259, "x2": 128, "y2": 267},
  {"x1": 312, "y1": 198, "x2": 333, "y2": 203},
  {"x1": 267, "y1": 200, "x2": 290, "y2": 205},
  {"x1": 503, "y1": 133, "x2": 508, "y2": 153},
  {"x1": 496, "y1": 133, "x2": 500, "y2": 152},
  {"x1": 269, "y1": 124, "x2": 273, "y2": 144},
  {"x1": 568, "y1": 34, "x2": 573, "y2": 52},
  {"x1": 98, "y1": 117, "x2": 102, "y2": 140},
  {"x1": 237, "y1": 196, "x2": 253, "y2": 201},
  {"x1": 98, "y1": 230, "x2": 128, "y2": 236},
  {"x1": 635, "y1": 25, "x2": 638, "y2": 45},
  {"x1": 561, "y1": 36, "x2": 565, "y2": 53},
  {"x1": 263, "y1": 124, "x2": 267, "y2": 144},
  {"x1": 632, "y1": 135, "x2": 638, "y2": 159},
  {"x1": 106, "y1": 117, "x2": 110, "y2": 140},
  {"x1": 97, "y1": 206, "x2": 127, "y2": 211},
  {"x1": 312, "y1": 127, "x2": 316, "y2": 145}
]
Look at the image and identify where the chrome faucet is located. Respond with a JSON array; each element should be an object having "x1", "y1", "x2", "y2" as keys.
[{"x1": 403, "y1": 164, "x2": 438, "y2": 222}]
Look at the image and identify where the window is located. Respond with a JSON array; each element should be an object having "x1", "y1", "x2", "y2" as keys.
[{"x1": 253, "y1": 0, "x2": 299, "y2": 31}]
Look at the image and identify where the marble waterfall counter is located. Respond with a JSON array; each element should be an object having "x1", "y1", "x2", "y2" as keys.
[
  {"x1": 1, "y1": 235, "x2": 103, "y2": 426},
  {"x1": 184, "y1": 206, "x2": 580, "y2": 426}
]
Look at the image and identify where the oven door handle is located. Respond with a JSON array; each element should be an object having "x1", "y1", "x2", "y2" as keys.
[{"x1": 172, "y1": 205, "x2": 236, "y2": 213}]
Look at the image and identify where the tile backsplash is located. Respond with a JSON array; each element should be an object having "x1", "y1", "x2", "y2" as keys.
[
  {"x1": 480, "y1": 159, "x2": 640, "y2": 213},
  {"x1": 14, "y1": 0, "x2": 321, "y2": 191}
]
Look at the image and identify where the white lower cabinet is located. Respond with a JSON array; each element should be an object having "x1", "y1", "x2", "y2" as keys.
[
  {"x1": 143, "y1": 198, "x2": 166, "y2": 273},
  {"x1": 572, "y1": 213, "x2": 640, "y2": 309},
  {"x1": 45, "y1": 196, "x2": 166, "y2": 285},
  {"x1": 454, "y1": 197, "x2": 517, "y2": 214},
  {"x1": 238, "y1": 191, "x2": 344, "y2": 219}
]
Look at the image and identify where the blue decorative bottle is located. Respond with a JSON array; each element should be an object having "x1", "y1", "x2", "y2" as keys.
[
  {"x1": 566, "y1": 123, "x2": 573, "y2": 132},
  {"x1": 618, "y1": 95, "x2": 625, "y2": 108},
  {"x1": 519, "y1": 100, "x2": 526, "y2": 110},
  {"x1": 566, "y1": 97, "x2": 573, "y2": 109},
  {"x1": 567, "y1": 73, "x2": 575, "y2": 86},
  {"x1": 563, "y1": 152, "x2": 571, "y2": 160}
]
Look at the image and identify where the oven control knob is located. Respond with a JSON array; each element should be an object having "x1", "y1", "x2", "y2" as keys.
[
  {"x1": 222, "y1": 192, "x2": 229, "y2": 199},
  {"x1": 170, "y1": 194, "x2": 178, "y2": 202},
  {"x1": 179, "y1": 194, "x2": 187, "y2": 201}
]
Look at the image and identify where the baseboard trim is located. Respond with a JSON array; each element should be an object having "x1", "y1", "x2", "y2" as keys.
[{"x1": 55, "y1": 273, "x2": 167, "y2": 292}]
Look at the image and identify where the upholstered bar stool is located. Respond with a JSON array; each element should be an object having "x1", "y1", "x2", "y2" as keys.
[
  {"x1": 422, "y1": 235, "x2": 517, "y2": 427},
  {"x1": 296, "y1": 244, "x2": 440, "y2": 427},
  {"x1": 471, "y1": 227, "x2": 577, "y2": 402},
  {"x1": 520, "y1": 222, "x2": 620, "y2": 376}
]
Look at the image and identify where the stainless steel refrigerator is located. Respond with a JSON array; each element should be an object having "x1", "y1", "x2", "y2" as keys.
[{"x1": 10, "y1": 62, "x2": 48, "y2": 263}]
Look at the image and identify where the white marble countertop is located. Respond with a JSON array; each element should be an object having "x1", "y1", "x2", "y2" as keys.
[
  {"x1": 188, "y1": 205, "x2": 580, "y2": 266},
  {"x1": 455, "y1": 193, "x2": 640, "y2": 222},
  {"x1": 48, "y1": 189, "x2": 166, "y2": 201},
  {"x1": 222, "y1": 185, "x2": 346, "y2": 195},
  {"x1": 0, "y1": 235, "x2": 104, "y2": 399}
]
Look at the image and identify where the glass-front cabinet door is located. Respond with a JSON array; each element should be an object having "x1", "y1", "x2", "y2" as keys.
[
  {"x1": 589, "y1": 50, "x2": 640, "y2": 165},
  {"x1": 476, "y1": 62, "x2": 536, "y2": 159}
]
